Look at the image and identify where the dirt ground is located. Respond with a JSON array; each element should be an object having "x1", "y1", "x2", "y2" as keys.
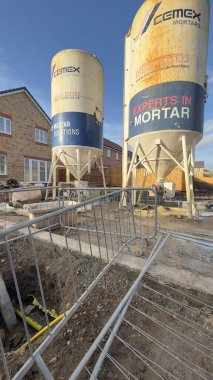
[
  {"x1": 1, "y1": 202, "x2": 213, "y2": 238},
  {"x1": 0, "y1": 234, "x2": 212, "y2": 379},
  {"x1": 158, "y1": 210, "x2": 213, "y2": 237}
]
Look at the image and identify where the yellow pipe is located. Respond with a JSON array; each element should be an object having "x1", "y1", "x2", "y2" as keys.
[
  {"x1": 30, "y1": 295, "x2": 58, "y2": 319},
  {"x1": 17, "y1": 311, "x2": 68, "y2": 352},
  {"x1": 14, "y1": 308, "x2": 43, "y2": 332}
]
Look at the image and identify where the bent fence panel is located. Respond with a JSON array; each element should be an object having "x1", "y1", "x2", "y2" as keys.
[{"x1": 0, "y1": 187, "x2": 158, "y2": 379}]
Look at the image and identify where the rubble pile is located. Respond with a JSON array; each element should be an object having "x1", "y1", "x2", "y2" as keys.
[{"x1": 0, "y1": 178, "x2": 19, "y2": 190}]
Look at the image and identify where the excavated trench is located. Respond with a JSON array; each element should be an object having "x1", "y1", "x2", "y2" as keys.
[{"x1": 0, "y1": 234, "x2": 212, "y2": 379}]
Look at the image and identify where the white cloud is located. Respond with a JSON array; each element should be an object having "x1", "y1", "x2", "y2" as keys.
[
  {"x1": 30, "y1": 87, "x2": 50, "y2": 116},
  {"x1": 204, "y1": 119, "x2": 213, "y2": 133},
  {"x1": 104, "y1": 121, "x2": 122, "y2": 145},
  {"x1": 208, "y1": 72, "x2": 213, "y2": 84},
  {"x1": 0, "y1": 62, "x2": 26, "y2": 90},
  {"x1": 0, "y1": 61, "x2": 50, "y2": 115},
  {"x1": 197, "y1": 132, "x2": 213, "y2": 147},
  {"x1": 207, "y1": 69, "x2": 213, "y2": 96},
  {"x1": 198, "y1": 119, "x2": 213, "y2": 148},
  {"x1": 197, "y1": 119, "x2": 213, "y2": 147}
]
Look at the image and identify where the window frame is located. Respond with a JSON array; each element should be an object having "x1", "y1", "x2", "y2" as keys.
[
  {"x1": 24, "y1": 158, "x2": 50, "y2": 183},
  {"x1": 35, "y1": 128, "x2": 48, "y2": 145},
  {"x1": 0, "y1": 154, "x2": 7, "y2": 175},
  {"x1": 115, "y1": 152, "x2": 120, "y2": 161},
  {"x1": 106, "y1": 148, "x2": 111, "y2": 158},
  {"x1": 0, "y1": 116, "x2": 12, "y2": 135}
]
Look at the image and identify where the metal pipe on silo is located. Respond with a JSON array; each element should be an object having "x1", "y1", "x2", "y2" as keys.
[
  {"x1": 122, "y1": 34, "x2": 132, "y2": 188},
  {"x1": 182, "y1": 135, "x2": 192, "y2": 218}
]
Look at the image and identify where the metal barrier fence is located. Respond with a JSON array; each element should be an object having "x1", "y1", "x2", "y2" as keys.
[
  {"x1": 0, "y1": 186, "x2": 138, "y2": 228},
  {"x1": 72, "y1": 231, "x2": 213, "y2": 380},
  {"x1": 0, "y1": 187, "x2": 158, "y2": 379},
  {"x1": 0, "y1": 185, "x2": 157, "y2": 241},
  {"x1": 57, "y1": 186, "x2": 157, "y2": 241},
  {"x1": 1, "y1": 187, "x2": 211, "y2": 379}
]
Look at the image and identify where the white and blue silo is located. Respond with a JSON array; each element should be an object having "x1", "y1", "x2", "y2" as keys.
[{"x1": 50, "y1": 49, "x2": 104, "y2": 185}]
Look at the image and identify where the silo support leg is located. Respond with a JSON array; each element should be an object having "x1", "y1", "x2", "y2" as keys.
[
  {"x1": 76, "y1": 149, "x2": 81, "y2": 184},
  {"x1": 137, "y1": 170, "x2": 148, "y2": 204},
  {"x1": 45, "y1": 152, "x2": 57, "y2": 200},
  {"x1": 66, "y1": 168, "x2": 70, "y2": 183},
  {"x1": 76, "y1": 149, "x2": 81, "y2": 202},
  {"x1": 182, "y1": 135, "x2": 194, "y2": 219},
  {"x1": 189, "y1": 174, "x2": 196, "y2": 216},
  {"x1": 123, "y1": 142, "x2": 139, "y2": 188},
  {"x1": 100, "y1": 157, "x2": 106, "y2": 189},
  {"x1": 62, "y1": 152, "x2": 77, "y2": 179},
  {"x1": 88, "y1": 150, "x2": 91, "y2": 174},
  {"x1": 122, "y1": 140, "x2": 129, "y2": 188},
  {"x1": 189, "y1": 141, "x2": 196, "y2": 216},
  {"x1": 52, "y1": 164, "x2": 57, "y2": 200},
  {"x1": 96, "y1": 157, "x2": 106, "y2": 191},
  {"x1": 131, "y1": 156, "x2": 137, "y2": 205},
  {"x1": 191, "y1": 140, "x2": 196, "y2": 176},
  {"x1": 138, "y1": 144, "x2": 157, "y2": 175}
]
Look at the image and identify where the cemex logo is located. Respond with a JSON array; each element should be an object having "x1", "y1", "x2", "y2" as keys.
[
  {"x1": 52, "y1": 64, "x2": 80, "y2": 79},
  {"x1": 135, "y1": 2, "x2": 161, "y2": 41},
  {"x1": 154, "y1": 9, "x2": 201, "y2": 25},
  {"x1": 135, "y1": 3, "x2": 201, "y2": 39}
]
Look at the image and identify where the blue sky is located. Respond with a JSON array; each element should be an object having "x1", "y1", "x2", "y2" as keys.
[{"x1": 0, "y1": 0, "x2": 212, "y2": 169}]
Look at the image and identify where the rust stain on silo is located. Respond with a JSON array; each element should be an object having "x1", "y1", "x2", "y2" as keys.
[{"x1": 124, "y1": 0, "x2": 210, "y2": 179}]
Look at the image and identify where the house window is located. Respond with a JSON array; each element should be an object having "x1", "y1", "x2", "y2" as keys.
[
  {"x1": 40, "y1": 161, "x2": 46, "y2": 182},
  {"x1": 106, "y1": 148, "x2": 111, "y2": 158},
  {"x1": 35, "y1": 128, "x2": 48, "y2": 144},
  {"x1": 24, "y1": 158, "x2": 50, "y2": 183},
  {"x1": 116, "y1": 152, "x2": 120, "y2": 160},
  {"x1": 0, "y1": 155, "x2": 7, "y2": 175},
  {"x1": 0, "y1": 116, "x2": 11, "y2": 135}
]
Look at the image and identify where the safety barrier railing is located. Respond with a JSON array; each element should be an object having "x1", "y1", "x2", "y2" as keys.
[
  {"x1": 0, "y1": 185, "x2": 157, "y2": 241},
  {"x1": 57, "y1": 186, "x2": 157, "y2": 241},
  {"x1": 0, "y1": 186, "x2": 133, "y2": 229},
  {"x1": 0, "y1": 187, "x2": 157, "y2": 379},
  {"x1": 69, "y1": 231, "x2": 213, "y2": 380}
]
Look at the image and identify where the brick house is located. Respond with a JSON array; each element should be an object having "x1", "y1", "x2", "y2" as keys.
[
  {"x1": 82, "y1": 138, "x2": 132, "y2": 186},
  {"x1": 0, "y1": 87, "x2": 132, "y2": 186},
  {"x1": 0, "y1": 87, "x2": 51, "y2": 184},
  {"x1": 102, "y1": 138, "x2": 132, "y2": 169},
  {"x1": 102, "y1": 138, "x2": 122, "y2": 169}
]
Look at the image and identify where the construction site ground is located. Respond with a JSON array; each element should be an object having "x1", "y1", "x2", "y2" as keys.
[
  {"x1": 1, "y1": 206, "x2": 213, "y2": 238},
  {"x1": 0, "y1": 200, "x2": 212, "y2": 379},
  {"x1": 0, "y1": 234, "x2": 213, "y2": 379}
]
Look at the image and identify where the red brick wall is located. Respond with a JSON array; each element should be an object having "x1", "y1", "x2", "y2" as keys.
[
  {"x1": 0, "y1": 92, "x2": 51, "y2": 182},
  {"x1": 102, "y1": 146, "x2": 122, "y2": 168}
]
